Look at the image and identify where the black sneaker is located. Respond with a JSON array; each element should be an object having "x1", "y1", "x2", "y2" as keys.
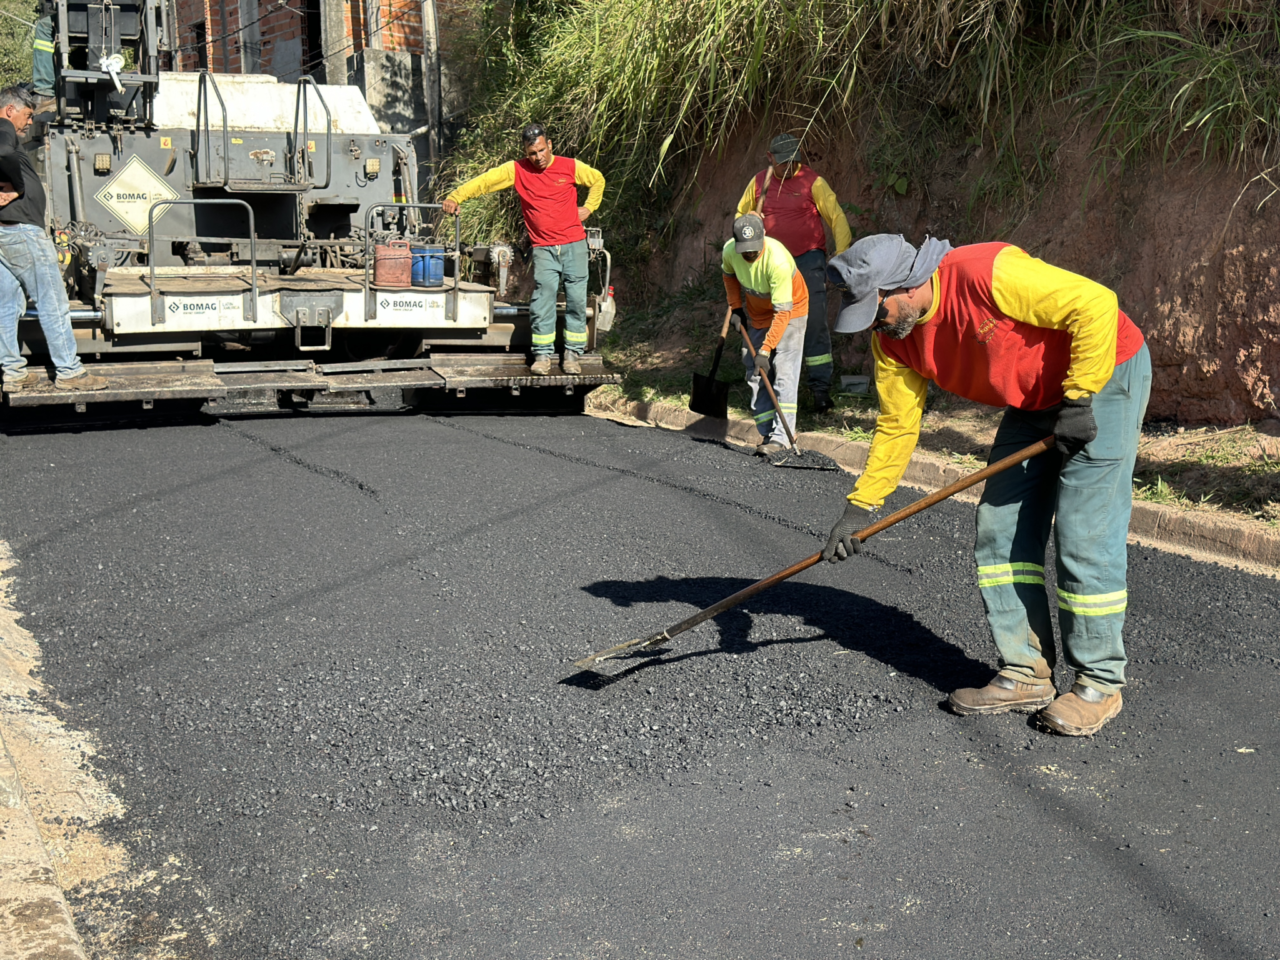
[{"x1": 812, "y1": 388, "x2": 834, "y2": 414}]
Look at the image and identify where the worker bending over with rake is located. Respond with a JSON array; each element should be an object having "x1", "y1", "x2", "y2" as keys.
[
  {"x1": 736, "y1": 133, "x2": 852, "y2": 413},
  {"x1": 442, "y1": 123, "x2": 605, "y2": 376},
  {"x1": 722, "y1": 213, "x2": 808, "y2": 456},
  {"x1": 821, "y1": 234, "x2": 1151, "y2": 736}
]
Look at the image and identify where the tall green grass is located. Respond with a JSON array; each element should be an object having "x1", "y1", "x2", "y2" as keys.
[{"x1": 443, "y1": 0, "x2": 1280, "y2": 256}]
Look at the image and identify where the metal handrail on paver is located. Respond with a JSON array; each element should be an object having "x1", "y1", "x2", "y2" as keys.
[
  {"x1": 291, "y1": 77, "x2": 333, "y2": 190},
  {"x1": 146, "y1": 199, "x2": 258, "y2": 327},
  {"x1": 193, "y1": 71, "x2": 229, "y2": 188}
]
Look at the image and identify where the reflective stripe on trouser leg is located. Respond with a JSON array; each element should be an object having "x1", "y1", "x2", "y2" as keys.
[
  {"x1": 560, "y1": 239, "x2": 589, "y2": 354},
  {"x1": 529, "y1": 244, "x2": 565, "y2": 356},
  {"x1": 975, "y1": 409, "x2": 1059, "y2": 684},
  {"x1": 793, "y1": 249, "x2": 832, "y2": 392},
  {"x1": 32, "y1": 17, "x2": 55, "y2": 96},
  {"x1": 1053, "y1": 344, "x2": 1151, "y2": 694},
  {"x1": 742, "y1": 316, "x2": 805, "y2": 444}
]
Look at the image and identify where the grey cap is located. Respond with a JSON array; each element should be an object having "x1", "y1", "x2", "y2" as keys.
[
  {"x1": 768, "y1": 133, "x2": 801, "y2": 163},
  {"x1": 825, "y1": 234, "x2": 931, "y2": 333},
  {"x1": 733, "y1": 213, "x2": 765, "y2": 253}
]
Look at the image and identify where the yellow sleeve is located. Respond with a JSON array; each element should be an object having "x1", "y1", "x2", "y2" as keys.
[
  {"x1": 990, "y1": 246, "x2": 1119, "y2": 400},
  {"x1": 446, "y1": 161, "x2": 516, "y2": 205},
  {"x1": 574, "y1": 160, "x2": 606, "y2": 212},
  {"x1": 736, "y1": 179, "x2": 757, "y2": 217},
  {"x1": 849, "y1": 336, "x2": 928, "y2": 508},
  {"x1": 811, "y1": 177, "x2": 853, "y2": 254}
]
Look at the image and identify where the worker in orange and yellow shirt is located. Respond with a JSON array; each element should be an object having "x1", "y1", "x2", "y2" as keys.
[
  {"x1": 821, "y1": 234, "x2": 1151, "y2": 737},
  {"x1": 736, "y1": 133, "x2": 852, "y2": 413},
  {"x1": 443, "y1": 123, "x2": 605, "y2": 377},
  {"x1": 721, "y1": 213, "x2": 808, "y2": 454}
]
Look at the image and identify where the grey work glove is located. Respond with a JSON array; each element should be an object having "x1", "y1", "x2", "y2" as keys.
[
  {"x1": 754, "y1": 347, "x2": 772, "y2": 374},
  {"x1": 822, "y1": 501, "x2": 870, "y2": 562},
  {"x1": 729, "y1": 308, "x2": 746, "y2": 333},
  {"x1": 1053, "y1": 395, "x2": 1097, "y2": 457}
]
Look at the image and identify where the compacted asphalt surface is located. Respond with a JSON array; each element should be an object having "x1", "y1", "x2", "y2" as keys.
[{"x1": 1, "y1": 405, "x2": 1277, "y2": 959}]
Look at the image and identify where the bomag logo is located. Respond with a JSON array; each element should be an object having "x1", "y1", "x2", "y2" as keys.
[
  {"x1": 115, "y1": 191, "x2": 154, "y2": 201},
  {"x1": 391, "y1": 300, "x2": 422, "y2": 308}
]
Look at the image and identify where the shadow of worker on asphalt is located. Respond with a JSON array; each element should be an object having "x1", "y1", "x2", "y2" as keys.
[{"x1": 564, "y1": 574, "x2": 991, "y2": 693}]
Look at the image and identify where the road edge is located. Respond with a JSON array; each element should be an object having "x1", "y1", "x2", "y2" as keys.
[
  {"x1": 586, "y1": 394, "x2": 1280, "y2": 578},
  {"x1": 0, "y1": 726, "x2": 90, "y2": 960}
]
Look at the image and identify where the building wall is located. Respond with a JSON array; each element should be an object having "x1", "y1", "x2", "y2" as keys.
[
  {"x1": 171, "y1": 0, "x2": 474, "y2": 86},
  {"x1": 174, "y1": 0, "x2": 312, "y2": 79}
]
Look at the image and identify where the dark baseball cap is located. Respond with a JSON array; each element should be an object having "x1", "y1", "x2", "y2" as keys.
[
  {"x1": 768, "y1": 133, "x2": 801, "y2": 163},
  {"x1": 733, "y1": 213, "x2": 765, "y2": 253}
]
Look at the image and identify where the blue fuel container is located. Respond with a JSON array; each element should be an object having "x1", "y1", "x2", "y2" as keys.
[{"x1": 411, "y1": 245, "x2": 445, "y2": 287}]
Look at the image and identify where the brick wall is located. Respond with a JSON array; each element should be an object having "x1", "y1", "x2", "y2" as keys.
[
  {"x1": 172, "y1": 0, "x2": 476, "y2": 78},
  {"x1": 174, "y1": 0, "x2": 312, "y2": 77}
]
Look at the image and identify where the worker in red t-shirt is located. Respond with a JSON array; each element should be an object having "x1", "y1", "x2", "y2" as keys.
[
  {"x1": 736, "y1": 133, "x2": 852, "y2": 413},
  {"x1": 821, "y1": 234, "x2": 1152, "y2": 737},
  {"x1": 443, "y1": 124, "x2": 606, "y2": 376}
]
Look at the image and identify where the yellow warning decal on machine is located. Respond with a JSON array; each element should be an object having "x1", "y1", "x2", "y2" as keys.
[{"x1": 93, "y1": 155, "x2": 180, "y2": 235}]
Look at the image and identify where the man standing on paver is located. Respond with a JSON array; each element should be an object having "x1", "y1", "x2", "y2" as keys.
[
  {"x1": 0, "y1": 85, "x2": 106, "y2": 394},
  {"x1": 736, "y1": 133, "x2": 852, "y2": 413},
  {"x1": 722, "y1": 212, "x2": 808, "y2": 456},
  {"x1": 442, "y1": 123, "x2": 605, "y2": 376},
  {"x1": 820, "y1": 234, "x2": 1151, "y2": 736}
]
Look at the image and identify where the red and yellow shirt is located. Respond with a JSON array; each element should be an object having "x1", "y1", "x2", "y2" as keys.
[
  {"x1": 447, "y1": 155, "x2": 606, "y2": 247},
  {"x1": 722, "y1": 236, "x2": 809, "y2": 352},
  {"x1": 736, "y1": 165, "x2": 852, "y2": 258},
  {"x1": 850, "y1": 242, "x2": 1145, "y2": 508}
]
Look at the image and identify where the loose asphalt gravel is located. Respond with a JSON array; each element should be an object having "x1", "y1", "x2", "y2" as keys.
[{"x1": 1, "y1": 404, "x2": 1278, "y2": 959}]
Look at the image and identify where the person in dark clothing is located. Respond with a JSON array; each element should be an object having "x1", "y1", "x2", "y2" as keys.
[{"x1": 0, "y1": 85, "x2": 105, "y2": 392}]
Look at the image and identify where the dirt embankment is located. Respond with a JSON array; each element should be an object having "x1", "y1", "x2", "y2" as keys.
[{"x1": 652, "y1": 124, "x2": 1280, "y2": 426}]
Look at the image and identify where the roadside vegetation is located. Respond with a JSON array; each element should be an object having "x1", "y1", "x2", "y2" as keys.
[
  {"x1": 446, "y1": 0, "x2": 1280, "y2": 258},
  {"x1": 0, "y1": 0, "x2": 37, "y2": 89}
]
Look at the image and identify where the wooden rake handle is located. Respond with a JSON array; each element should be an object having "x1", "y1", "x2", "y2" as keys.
[{"x1": 573, "y1": 435, "x2": 1057, "y2": 667}]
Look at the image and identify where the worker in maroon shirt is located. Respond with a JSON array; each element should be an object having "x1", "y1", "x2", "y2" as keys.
[
  {"x1": 736, "y1": 133, "x2": 853, "y2": 412},
  {"x1": 443, "y1": 123, "x2": 606, "y2": 376}
]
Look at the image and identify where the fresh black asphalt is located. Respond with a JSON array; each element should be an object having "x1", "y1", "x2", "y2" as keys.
[{"x1": 1, "y1": 406, "x2": 1277, "y2": 959}]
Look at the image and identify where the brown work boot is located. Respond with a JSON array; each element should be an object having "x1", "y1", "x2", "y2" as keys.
[
  {"x1": 529, "y1": 356, "x2": 552, "y2": 376},
  {"x1": 948, "y1": 674, "x2": 1056, "y2": 716},
  {"x1": 1037, "y1": 683, "x2": 1122, "y2": 736},
  {"x1": 3, "y1": 372, "x2": 30, "y2": 393},
  {"x1": 755, "y1": 441, "x2": 786, "y2": 457},
  {"x1": 54, "y1": 371, "x2": 108, "y2": 391},
  {"x1": 561, "y1": 351, "x2": 582, "y2": 375}
]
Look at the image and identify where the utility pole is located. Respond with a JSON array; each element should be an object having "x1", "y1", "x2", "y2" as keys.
[{"x1": 318, "y1": 0, "x2": 348, "y2": 85}]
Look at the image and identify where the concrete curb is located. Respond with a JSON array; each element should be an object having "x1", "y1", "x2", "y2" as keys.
[
  {"x1": 0, "y1": 727, "x2": 89, "y2": 960},
  {"x1": 586, "y1": 393, "x2": 1280, "y2": 575}
]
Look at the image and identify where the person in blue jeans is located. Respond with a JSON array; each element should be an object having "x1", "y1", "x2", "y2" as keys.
[{"x1": 0, "y1": 85, "x2": 105, "y2": 393}]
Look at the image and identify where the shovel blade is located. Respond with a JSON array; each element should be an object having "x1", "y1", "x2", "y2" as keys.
[{"x1": 689, "y1": 372, "x2": 730, "y2": 419}]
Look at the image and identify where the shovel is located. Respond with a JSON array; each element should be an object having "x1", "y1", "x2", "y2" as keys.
[
  {"x1": 573, "y1": 435, "x2": 1056, "y2": 668},
  {"x1": 689, "y1": 307, "x2": 733, "y2": 419}
]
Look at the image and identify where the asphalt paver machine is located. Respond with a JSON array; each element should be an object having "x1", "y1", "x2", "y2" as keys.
[{"x1": 9, "y1": 0, "x2": 619, "y2": 413}]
